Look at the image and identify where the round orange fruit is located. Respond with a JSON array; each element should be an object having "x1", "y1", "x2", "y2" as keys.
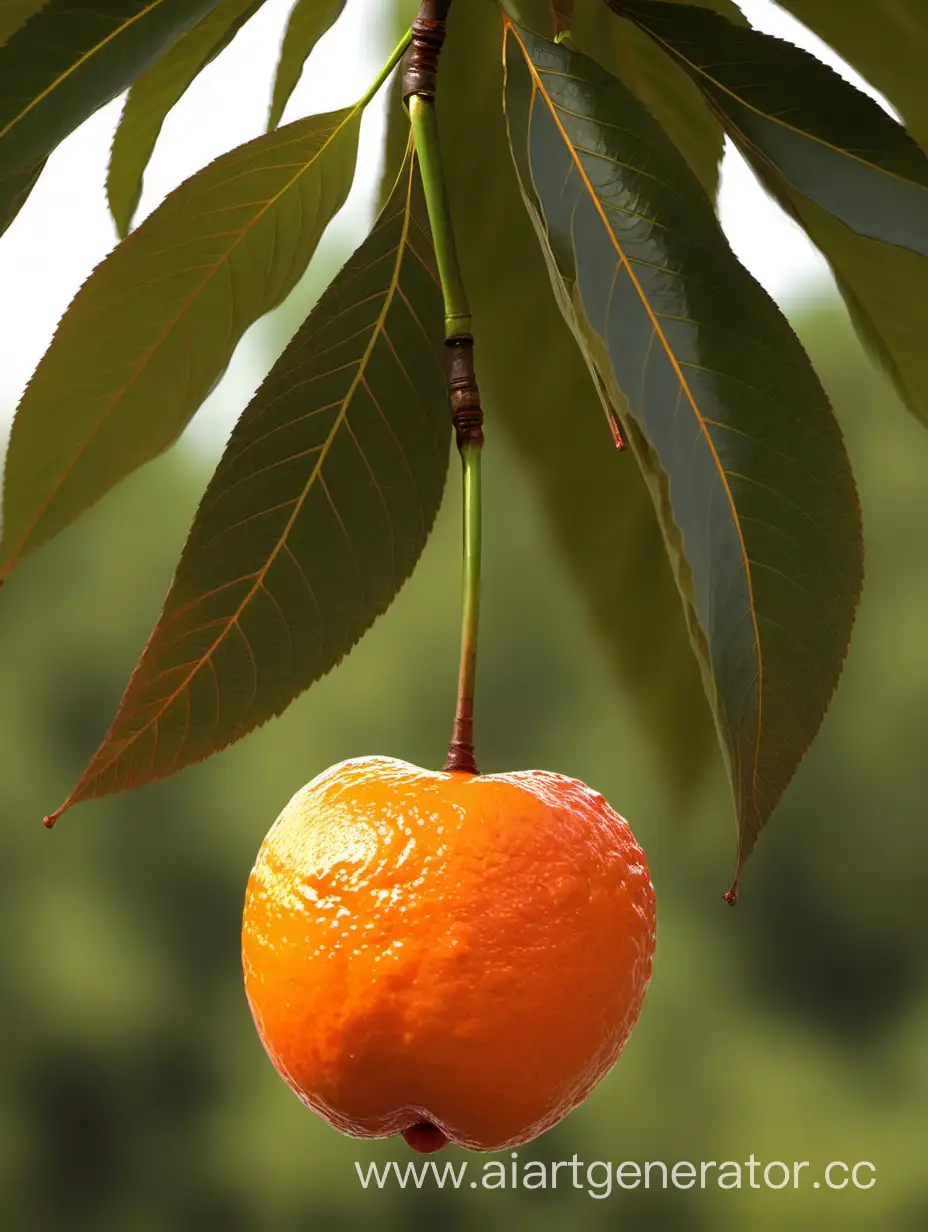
[{"x1": 241, "y1": 756, "x2": 656, "y2": 1152}]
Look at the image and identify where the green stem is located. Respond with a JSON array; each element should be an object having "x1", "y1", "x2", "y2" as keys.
[
  {"x1": 404, "y1": 19, "x2": 484, "y2": 773},
  {"x1": 359, "y1": 29, "x2": 414, "y2": 110},
  {"x1": 407, "y1": 95, "x2": 472, "y2": 339}
]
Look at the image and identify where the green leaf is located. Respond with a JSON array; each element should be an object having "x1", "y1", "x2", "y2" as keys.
[
  {"x1": 569, "y1": 0, "x2": 746, "y2": 200},
  {"x1": 611, "y1": 0, "x2": 928, "y2": 427},
  {"x1": 436, "y1": 4, "x2": 719, "y2": 796},
  {"x1": 611, "y1": 0, "x2": 928, "y2": 258},
  {"x1": 0, "y1": 0, "x2": 227, "y2": 179},
  {"x1": 502, "y1": 23, "x2": 863, "y2": 887},
  {"x1": 0, "y1": 3, "x2": 50, "y2": 234},
  {"x1": 107, "y1": 0, "x2": 267, "y2": 238},
  {"x1": 0, "y1": 159, "x2": 45, "y2": 238},
  {"x1": 0, "y1": 0, "x2": 47, "y2": 47},
  {"x1": 501, "y1": 0, "x2": 556, "y2": 32},
  {"x1": 268, "y1": 0, "x2": 345, "y2": 131},
  {"x1": 776, "y1": 2, "x2": 928, "y2": 154},
  {"x1": 0, "y1": 106, "x2": 363, "y2": 579},
  {"x1": 44, "y1": 144, "x2": 449, "y2": 821}
]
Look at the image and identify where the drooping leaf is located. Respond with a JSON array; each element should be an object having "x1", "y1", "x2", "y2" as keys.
[
  {"x1": 0, "y1": 159, "x2": 45, "y2": 238},
  {"x1": 569, "y1": 0, "x2": 746, "y2": 199},
  {"x1": 611, "y1": 0, "x2": 928, "y2": 257},
  {"x1": 0, "y1": 0, "x2": 226, "y2": 179},
  {"x1": 0, "y1": 2, "x2": 51, "y2": 233},
  {"x1": 435, "y1": 3, "x2": 719, "y2": 796},
  {"x1": 776, "y1": 2, "x2": 928, "y2": 154},
  {"x1": 0, "y1": 106, "x2": 363, "y2": 579},
  {"x1": 268, "y1": 0, "x2": 345, "y2": 131},
  {"x1": 0, "y1": 0, "x2": 47, "y2": 47},
  {"x1": 44, "y1": 144, "x2": 449, "y2": 821},
  {"x1": 502, "y1": 23, "x2": 863, "y2": 887},
  {"x1": 610, "y1": 0, "x2": 928, "y2": 426},
  {"x1": 107, "y1": 0, "x2": 267, "y2": 238}
]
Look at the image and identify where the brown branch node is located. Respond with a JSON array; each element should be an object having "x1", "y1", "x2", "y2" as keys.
[
  {"x1": 445, "y1": 337, "x2": 484, "y2": 449},
  {"x1": 444, "y1": 734, "x2": 478, "y2": 775},
  {"x1": 402, "y1": 2, "x2": 451, "y2": 102}
]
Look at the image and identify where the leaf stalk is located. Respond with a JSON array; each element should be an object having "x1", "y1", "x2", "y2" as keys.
[{"x1": 359, "y1": 29, "x2": 415, "y2": 111}]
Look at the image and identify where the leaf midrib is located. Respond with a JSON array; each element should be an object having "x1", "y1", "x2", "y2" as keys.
[
  {"x1": 2, "y1": 105, "x2": 359, "y2": 577},
  {"x1": 629, "y1": 16, "x2": 928, "y2": 194},
  {"x1": 505, "y1": 20, "x2": 764, "y2": 799},
  {"x1": 80, "y1": 158, "x2": 418, "y2": 789},
  {"x1": 0, "y1": 0, "x2": 170, "y2": 143}
]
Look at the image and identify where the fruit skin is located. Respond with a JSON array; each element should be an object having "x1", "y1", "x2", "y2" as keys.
[{"x1": 242, "y1": 756, "x2": 656, "y2": 1152}]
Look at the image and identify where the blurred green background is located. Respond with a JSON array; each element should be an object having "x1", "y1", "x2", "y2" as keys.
[{"x1": 1, "y1": 283, "x2": 927, "y2": 1229}]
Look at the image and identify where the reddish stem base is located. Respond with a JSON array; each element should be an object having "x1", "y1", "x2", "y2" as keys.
[{"x1": 402, "y1": 1122, "x2": 449, "y2": 1153}]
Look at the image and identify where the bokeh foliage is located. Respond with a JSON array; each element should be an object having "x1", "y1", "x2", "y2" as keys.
[{"x1": 1, "y1": 302, "x2": 927, "y2": 1229}]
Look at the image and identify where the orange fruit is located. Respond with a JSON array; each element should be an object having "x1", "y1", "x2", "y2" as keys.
[{"x1": 241, "y1": 756, "x2": 655, "y2": 1152}]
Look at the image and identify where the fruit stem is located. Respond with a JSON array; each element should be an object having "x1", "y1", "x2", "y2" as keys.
[
  {"x1": 404, "y1": 4, "x2": 485, "y2": 775},
  {"x1": 406, "y1": 94, "x2": 470, "y2": 338},
  {"x1": 448, "y1": 433, "x2": 482, "y2": 772}
]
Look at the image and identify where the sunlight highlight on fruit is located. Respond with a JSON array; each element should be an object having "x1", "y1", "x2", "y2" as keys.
[{"x1": 241, "y1": 756, "x2": 656, "y2": 1152}]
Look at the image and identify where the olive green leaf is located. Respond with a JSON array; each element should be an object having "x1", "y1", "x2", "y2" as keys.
[
  {"x1": 0, "y1": 106, "x2": 363, "y2": 579},
  {"x1": 107, "y1": 0, "x2": 268, "y2": 238},
  {"x1": 0, "y1": 3, "x2": 50, "y2": 235},
  {"x1": 501, "y1": 0, "x2": 556, "y2": 33},
  {"x1": 776, "y1": 2, "x2": 928, "y2": 154},
  {"x1": 0, "y1": 159, "x2": 45, "y2": 239},
  {"x1": 268, "y1": 0, "x2": 346, "y2": 131},
  {"x1": 432, "y1": 4, "x2": 719, "y2": 797},
  {"x1": 610, "y1": 0, "x2": 928, "y2": 257},
  {"x1": 503, "y1": 24, "x2": 863, "y2": 888},
  {"x1": 44, "y1": 144, "x2": 449, "y2": 822},
  {"x1": 0, "y1": 0, "x2": 47, "y2": 47},
  {"x1": 569, "y1": 0, "x2": 746, "y2": 200},
  {"x1": 610, "y1": 0, "x2": 928, "y2": 426},
  {"x1": 0, "y1": 0, "x2": 226, "y2": 179}
]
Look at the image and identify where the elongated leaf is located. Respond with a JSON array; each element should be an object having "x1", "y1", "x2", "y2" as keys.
[
  {"x1": 107, "y1": 0, "x2": 267, "y2": 238},
  {"x1": 268, "y1": 0, "x2": 345, "y2": 131},
  {"x1": 45, "y1": 145, "x2": 449, "y2": 821},
  {"x1": 0, "y1": 2, "x2": 49, "y2": 233},
  {"x1": 0, "y1": 106, "x2": 362, "y2": 579},
  {"x1": 0, "y1": 0, "x2": 226, "y2": 179},
  {"x1": 569, "y1": 0, "x2": 745, "y2": 200},
  {"x1": 611, "y1": 0, "x2": 928, "y2": 427},
  {"x1": 611, "y1": 0, "x2": 928, "y2": 257},
  {"x1": 503, "y1": 24, "x2": 863, "y2": 887},
  {"x1": 432, "y1": 5, "x2": 719, "y2": 795},
  {"x1": 0, "y1": 0, "x2": 46, "y2": 47},
  {"x1": 776, "y1": 2, "x2": 928, "y2": 155},
  {"x1": 0, "y1": 159, "x2": 44, "y2": 238}
]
